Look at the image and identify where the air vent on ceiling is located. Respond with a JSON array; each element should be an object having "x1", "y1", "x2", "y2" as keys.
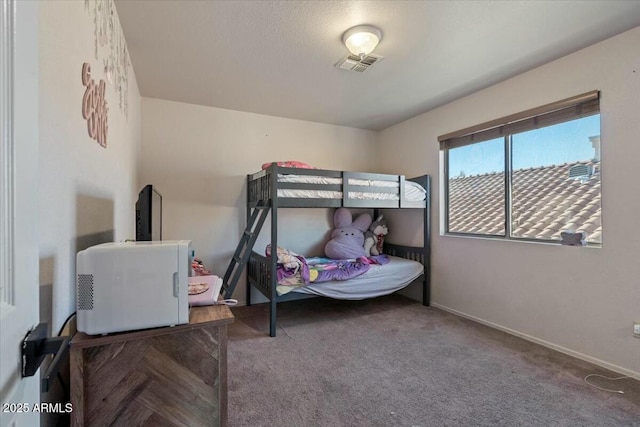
[
  {"x1": 335, "y1": 53, "x2": 383, "y2": 73},
  {"x1": 568, "y1": 164, "x2": 593, "y2": 182}
]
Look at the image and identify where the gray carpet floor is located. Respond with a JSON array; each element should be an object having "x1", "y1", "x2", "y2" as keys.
[{"x1": 228, "y1": 295, "x2": 640, "y2": 427}]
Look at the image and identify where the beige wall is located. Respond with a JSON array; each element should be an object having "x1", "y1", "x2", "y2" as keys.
[
  {"x1": 140, "y1": 98, "x2": 378, "y2": 304},
  {"x1": 378, "y1": 27, "x2": 640, "y2": 377},
  {"x1": 39, "y1": 0, "x2": 140, "y2": 356}
]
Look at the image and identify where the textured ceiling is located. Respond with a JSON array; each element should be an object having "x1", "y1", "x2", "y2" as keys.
[{"x1": 115, "y1": 1, "x2": 640, "y2": 131}]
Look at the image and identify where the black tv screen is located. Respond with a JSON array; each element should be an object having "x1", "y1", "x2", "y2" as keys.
[{"x1": 135, "y1": 185, "x2": 162, "y2": 241}]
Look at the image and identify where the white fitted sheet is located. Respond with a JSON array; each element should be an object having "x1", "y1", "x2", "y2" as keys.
[
  {"x1": 291, "y1": 255, "x2": 424, "y2": 299},
  {"x1": 276, "y1": 174, "x2": 426, "y2": 201}
]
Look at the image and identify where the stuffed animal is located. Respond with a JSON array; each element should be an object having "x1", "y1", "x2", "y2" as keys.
[
  {"x1": 364, "y1": 215, "x2": 388, "y2": 256},
  {"x1": 324, "y1": 208, "x2": 372, "y2": 259}
]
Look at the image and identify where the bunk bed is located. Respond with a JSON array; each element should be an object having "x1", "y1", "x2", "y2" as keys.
[{"x1": 222, "y1": 163, "x2": 431, "y2": 337}]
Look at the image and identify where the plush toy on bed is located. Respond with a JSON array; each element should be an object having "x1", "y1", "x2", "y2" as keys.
[
  {"x1": 324, "y1": 208, "x2": 372, "y2": 259},
  {"x1": 364, "y1": 215, "x2": 388, "y2": 256}
]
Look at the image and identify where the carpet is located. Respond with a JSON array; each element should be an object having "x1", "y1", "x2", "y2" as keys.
[{"x1": 227, "y1": 295, "x2": 640, "y2": 427}]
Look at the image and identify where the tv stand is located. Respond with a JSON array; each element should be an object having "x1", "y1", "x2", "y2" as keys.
[{"x1": 70, "y1": 305, "x2": 234, "y2": 426}]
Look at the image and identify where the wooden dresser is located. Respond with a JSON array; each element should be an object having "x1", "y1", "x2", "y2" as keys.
[{"x1": 70, "y1": 305, "x2": 234, "y2": 426}]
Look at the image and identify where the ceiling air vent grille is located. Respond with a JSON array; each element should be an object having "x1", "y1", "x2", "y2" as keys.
[{"x1": 335, "y1": 54, "x2": 383, "y2": 73}]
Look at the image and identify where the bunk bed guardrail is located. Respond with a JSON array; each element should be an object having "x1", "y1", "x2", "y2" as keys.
[{"x1": 248, "y1": 164, "x2": 426, "y2": 209}]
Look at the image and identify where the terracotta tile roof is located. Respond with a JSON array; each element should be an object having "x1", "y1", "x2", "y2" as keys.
[{"x1": 448, "y1": 161, "x2": 601, "y2": 243}]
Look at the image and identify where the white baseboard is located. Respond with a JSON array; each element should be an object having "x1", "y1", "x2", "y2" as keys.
[{"x1": 431, "y1": 302, "x2": 640, "y2": 381}]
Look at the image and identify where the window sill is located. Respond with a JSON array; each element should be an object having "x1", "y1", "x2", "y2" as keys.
[{"x1": 441, "y1": 232, "x2": 602, "y2": 248}]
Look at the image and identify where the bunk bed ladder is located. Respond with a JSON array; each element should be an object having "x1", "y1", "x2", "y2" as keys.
[{"x1": 222, "y1": 204, "x2": 270, "y2": 298}]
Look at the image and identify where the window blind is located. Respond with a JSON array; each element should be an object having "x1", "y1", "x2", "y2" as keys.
[{"x1": 438, "y1": 90, "x2": 600, "y2": 150}]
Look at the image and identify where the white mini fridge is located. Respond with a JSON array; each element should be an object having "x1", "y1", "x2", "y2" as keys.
[{"x1": 76, "y1": 240, "x2": 192, "y2": 335}]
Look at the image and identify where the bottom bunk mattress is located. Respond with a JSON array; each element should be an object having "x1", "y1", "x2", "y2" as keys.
[{"x1": 286, "y1": 255, "x2": 424, "y2": 300}]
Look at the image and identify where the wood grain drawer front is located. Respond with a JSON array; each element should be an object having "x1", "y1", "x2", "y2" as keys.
[{"x1": 71, "y1": 324, "x2": 227, "y2": 427}]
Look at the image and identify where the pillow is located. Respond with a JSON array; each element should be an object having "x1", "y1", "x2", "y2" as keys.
[{"x1": 262, "y1": 161, "x2": 316, "y2": 170}]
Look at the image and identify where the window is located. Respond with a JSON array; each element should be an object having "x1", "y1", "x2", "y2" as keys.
[{"x1": 440, "y1": 91, "x2": 601, "y2": 245}]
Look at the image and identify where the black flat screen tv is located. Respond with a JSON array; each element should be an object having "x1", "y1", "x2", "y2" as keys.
[{"x1": 135, "y1": 185, "x2": 162, "y2": 241}]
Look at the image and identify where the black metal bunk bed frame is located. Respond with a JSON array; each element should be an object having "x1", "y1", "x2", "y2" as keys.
[{"x1": 222, "y1": 163, "x2": 431, "y2": 337}]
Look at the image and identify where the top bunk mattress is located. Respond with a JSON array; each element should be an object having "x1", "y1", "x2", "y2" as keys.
[
  {"x1": 277, "y1": 174, "x2": 427, "y2": 202},
  {"x1": 289, "y1": 255, "x2": 424, "y2": 299}
]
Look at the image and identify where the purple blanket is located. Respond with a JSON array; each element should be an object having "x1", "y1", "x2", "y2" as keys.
[
  {"x1": 266, "y1": 245, "x2": 389, "y2": 295},
  {"x1": 306, "y1": 255, "x2": 389, "y2": 282}
]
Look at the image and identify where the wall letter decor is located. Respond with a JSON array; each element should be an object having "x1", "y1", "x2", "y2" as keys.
[
  {"x1": 86, "y1": 0, "x2": 130, "y2": 118},
  {"x1": 81, "y1": 62, "x2": 108, "y2": 148}
]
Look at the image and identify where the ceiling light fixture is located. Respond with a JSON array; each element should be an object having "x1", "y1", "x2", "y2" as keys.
[{"x1": 342, "y1": 25, "x2": 382, "y2": 58}]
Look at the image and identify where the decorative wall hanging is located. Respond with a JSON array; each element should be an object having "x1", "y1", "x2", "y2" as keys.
[
  {"x1": 82, "y1": 63, "x2": 108, "y2": 148},
  {"x1": 84, "y1": 0, "x2": 130, "y2": 118}
]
